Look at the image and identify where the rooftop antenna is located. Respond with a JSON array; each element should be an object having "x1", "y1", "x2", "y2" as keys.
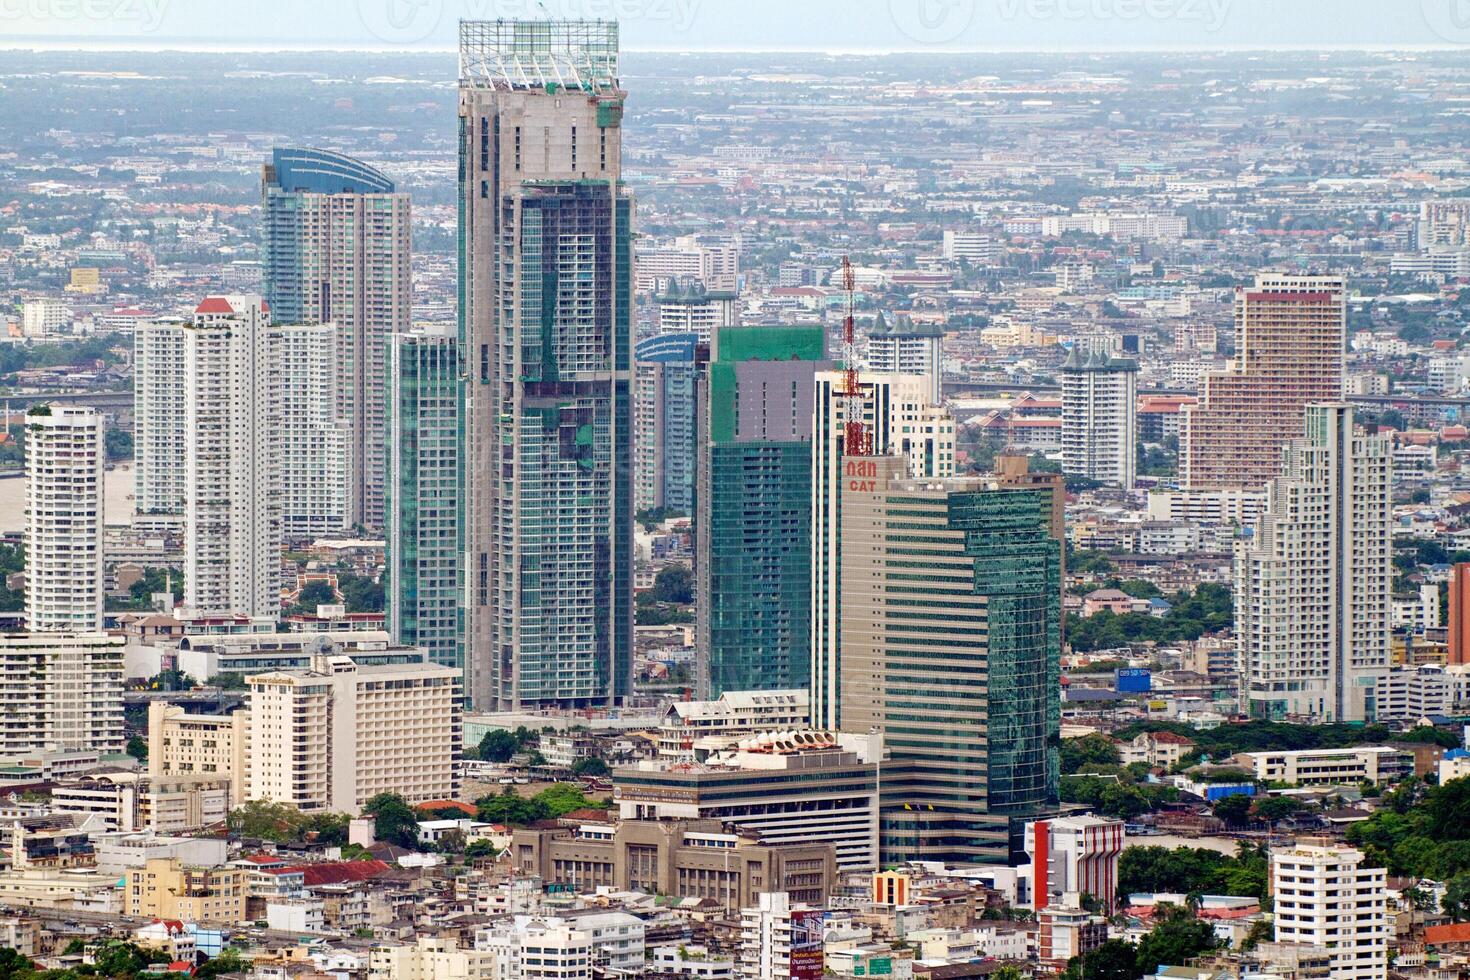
[{"x1": 841, "y1": 256, "x2": 870, "y2": 457}]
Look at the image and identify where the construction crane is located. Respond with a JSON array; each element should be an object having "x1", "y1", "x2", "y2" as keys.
[{"x1": 840, "y1": 256, "x2": 870, "y2": 457}]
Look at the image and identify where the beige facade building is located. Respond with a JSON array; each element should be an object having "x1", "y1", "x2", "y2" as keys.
[
  {"x1": 810, "y1": 372, "x2": 956, "y2": 731},
  {"x1": 368, "y1": 937, "x2": 495, "y2": 980},
  {"x1": 510, "y1": 819, "x2": 835, "y2": 909},
  {"x1": 1182, "y1": 274, "x2": 1346, "y2": 490},
  {"x1": 50, "y1": 772, "x2": 231, "y2": 834},
  {"x1": 123, "y1": 858, "x2": 248, "y2": 924},
  {"x1": 0, "y1": 633, "x2": 124, "y2": 755},
  {"x1": 246, "y1": 654, "x2": 460, "y2": 814},
  {"x1": 147, "y1": 702, "x2": 249, "y2": 806}
]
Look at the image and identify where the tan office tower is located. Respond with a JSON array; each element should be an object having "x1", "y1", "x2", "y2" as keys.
[
  {"x1": 1181, "y1": 274, "x2": 1346, "y2": 490},
  {"x1": 262, "y1": 148, "x2": 411, "y2": 532},
  {"x1": 840, "y1": 457, "x2": 1061, "y2": 864},
  {"x1": 459, "y1": 21, "x2": 633, "y2": 710},
  {"x1": 810, "y1": 372, "x2": 956, "y2": 731}
]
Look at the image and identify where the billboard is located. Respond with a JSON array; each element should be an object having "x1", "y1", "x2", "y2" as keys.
[
  {"x1": 1115, "y1": 667, "x2": 1152, "y2": 693},
  {"x1": 790, "y1": 908, "x2": 824, "y2": 980}
]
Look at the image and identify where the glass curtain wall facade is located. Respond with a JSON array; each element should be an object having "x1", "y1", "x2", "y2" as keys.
[
  {"x1": 696, "y1": 324, "x2": 827, "y2": 697},
  {"x1": 459, "y1": 20, "x2": 633, "y2": 709},
  {"x1": 839, "y1": 457, "x2": 1060, "y2": 864},
  {"x1": 388, "y1": 327, "x2": 464, "y2": 671}
]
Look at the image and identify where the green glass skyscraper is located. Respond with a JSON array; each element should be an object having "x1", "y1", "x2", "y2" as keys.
[
  {"x1": 388, "y1": 325, "x2": 463, "y2": 671},
  {"x1": 696, "y1": 324, "x2": 828, "y2": 698}
]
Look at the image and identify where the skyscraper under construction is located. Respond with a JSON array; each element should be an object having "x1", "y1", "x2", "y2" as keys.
[{"x1": 458, "y1": 20, "x2": 634, "y2": 709}]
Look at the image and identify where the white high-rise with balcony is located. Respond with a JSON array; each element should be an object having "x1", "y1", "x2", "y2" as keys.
[
  {"x1": 1271, "y1": 839, "x2": 1387, "y2": 980},
  {"x1": 1060, "y1": 344, "x2": 1138, "y2": 490},
  {"x1": 24, "y1": 405, "x2": 104, "y2": 633},
  {"x1": 183, "y1": 295, "x2": 282, "y2": 619},
  {"x1": 1237, "y1": 404, "x2": 1392, "y2": 723},
  {"x1": 278, "y1": 322, "x2": 349, "y2": 539},
  {"x1": 133, "y1": 317, "x2": 187, "y2": 515},
  {"x1": 0, "y1": 633, "x2": 124, "y2": 754}
]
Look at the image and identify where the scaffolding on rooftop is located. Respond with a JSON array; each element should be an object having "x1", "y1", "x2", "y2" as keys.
[{"x1": 459, "y1": 19, "x2": 620, "y2": 93}]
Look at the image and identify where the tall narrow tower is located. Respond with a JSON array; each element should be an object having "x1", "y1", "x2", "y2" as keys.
[
  {"x1": 262, "y1": 147, "x2": 410, "y2": 532},
  {"x1": 182, "y1": 295, "x2": 283, "y2": 620},
  {"x1": 24, "y1": 404, "x2": 104, "y2": 633},
  {"x1": 459, "y1": 20, "x2": 633, "y2": 709}
]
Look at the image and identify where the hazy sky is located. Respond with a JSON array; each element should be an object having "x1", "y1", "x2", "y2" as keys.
[{"x1": 2, "y1": 0, "x2": 1469, "y2": 52}]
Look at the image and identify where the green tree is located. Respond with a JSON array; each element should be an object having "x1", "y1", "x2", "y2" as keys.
[
  {"x1": 571, "y1": 756, "x2": 610, "y2": 778},
  {"x1": 125, "y1": 735, "x2": 148, "y2": 762},
  {"x1": 479, "y1": 729, "x2": 519, "y2": 763},
  {"x1": 1060, "y1": 734, "x2": 1122, "y2": 774},
  {"x1": 651, "y1": 565, "x2": 694, "y2": 604},
  {"x1": 1060, "y1": 939, "x2": 1137, "y2": 980},
  {"x1": 288, "y1": 579, "x2": 336, "y2": 614},
  {"x1": 1135, "y1": 904, "x2": 1220, "y2": 975},
  {"x1": 1442, "y1": 873, "x2": 1470, "y2": 922},
  {"x1": 1213, "y1": 792, "x2": 1254, "y2": 827},
  {"x1": 228, "y1": 799, "x2": 309, "y2": 842},
  {"x1": 363, "y1": 792, "x2": 419, "y2": 849},
  {"x1": 465, "y1": 838, "x2": 500, "y2": 861},
  {"x1": 476, "y1": 787, "x2": 552, "y2": 826},
  {"x1": 339, "y1": 572, "x2": 385, "y2": 612}
]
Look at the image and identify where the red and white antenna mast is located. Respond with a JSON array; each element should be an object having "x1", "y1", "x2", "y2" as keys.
[{"x1": 841, "y1": 256, "x2": 870, "y2": 457}]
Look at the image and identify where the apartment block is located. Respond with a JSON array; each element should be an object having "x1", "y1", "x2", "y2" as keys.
[
  {"x1": 0, "y1": 633, "x2": 124, "y2": 755},
  {"x1": 1236, "y1": 405, "x2": 1391, "y2": 722},
  {"x1": 459, "y1": 20, "x2": 633, "y2": 709},
  {"x1": 1271, "y1": 840, "x2": 1387, "y2": 980},
  {"x1": 245, "y1": 654, "x2": 461, "y2": 814},
  {"x1": 697, "y1": 324, "x2": 827, "y2": 697},
  {"x1": 656, "y1": 278, "x2": 738, "y2": 343},
  {"x1": 1060, "y1": 345, "x2": 1137, "y2": 490},
  {"x1": 123, "y1": 857, "x2": 248, "y2": 925},
  {"x1": 1182, "y1": 274, "x2": 1346, "y2": 490},
  {"x1": 262, "y1": 147, "x2": 411, "y2": 531},
  {"x1": 278, "y1": 322, "x2": 350, "y2": 538},
  {"x1": 810, "y1": 371, "x2": 955, "y2": 730},
  {"x1": 24, "y1": 405, "x2": 104, "y2": 633},
  {"x1": 133, "y1": 317, "x2": 187, "y2": 515},
  {"x1": 182, "y1": 295, "x2": 282, "y2": 619},
  {"x1": 388, "y1": 326, "x2": 463, "y2": 671},
  {"x1": 864, "y1": 313, "x2": 943, "y2": 405},
  {"x1": 635, "y1": 332, "x2": 703, "y2": 515}
]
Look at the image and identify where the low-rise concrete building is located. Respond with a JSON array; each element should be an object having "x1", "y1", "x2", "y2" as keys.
[{"x1": 509, "y1": 819, "x2": 835, "y2": 909}]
